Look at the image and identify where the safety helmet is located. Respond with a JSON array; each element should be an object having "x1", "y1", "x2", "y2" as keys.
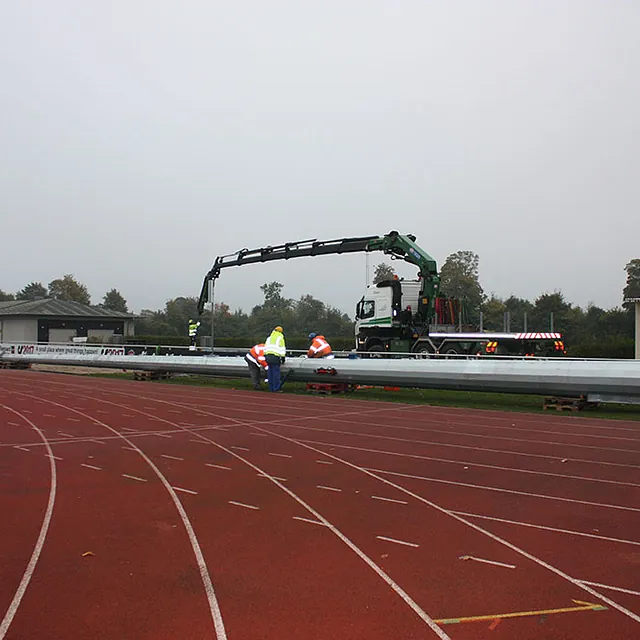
[
  {"x1": 308, "y1": 333, "x2": 317, "y2": 340},
  {"x1": 274, "y1": 326, "x2": 283, "y2": 333}
]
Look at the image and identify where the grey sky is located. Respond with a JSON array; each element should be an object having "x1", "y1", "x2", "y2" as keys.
[{"x1": 2, "y1": 1, "x2": 638, "y2": 316}]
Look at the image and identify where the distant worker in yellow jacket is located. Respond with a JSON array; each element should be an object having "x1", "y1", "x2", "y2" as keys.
[
  {"x1": 264, "y1": 326, "x2": 286, "y2": 392},
  {"x1": 188, "y1": 318, "x2": 201, "y2": 351}
]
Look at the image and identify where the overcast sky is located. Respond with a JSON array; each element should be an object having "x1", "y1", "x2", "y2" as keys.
[{"x1": 1, "y1": 1, "x2": 638, "y2": 316}]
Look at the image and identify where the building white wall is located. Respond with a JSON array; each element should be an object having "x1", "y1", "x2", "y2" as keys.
[
  {"x1": 88, "y1": 329, "x2": 114, "y2": 342},
  {"x1": 49, "y1": 328, "x2": 77, "y2": 342},
  {"x1": 0, "y1": 318, "x2": 38, "y2": 342},
  {"x1": 124, "y1": 319, "x2": 135, "y2": 336}
]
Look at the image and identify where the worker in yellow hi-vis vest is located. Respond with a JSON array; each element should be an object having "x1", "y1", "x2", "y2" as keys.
[
  {"x1": 264, "y1": 326, "x2": 286, "y2": 392},
  {"x1": 188, "y1": 318, "x2": 201, "y2": 351}
]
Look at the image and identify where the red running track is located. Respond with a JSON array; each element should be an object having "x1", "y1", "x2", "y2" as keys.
[{"x1": 0, "y1": 370, "x2": 638, "y2": 639}]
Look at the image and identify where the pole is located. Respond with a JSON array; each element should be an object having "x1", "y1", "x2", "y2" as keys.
[
  {"x1": 479, "y1": 311, "x2": 484, "y2": 332},
  {"x1": 209, "y1": 279, "x2": 215, "y2": 353},
  {"x1": 523, "y1": 312, "x2": 528, "y2": 332},
  {"x1": 550, "y1": 312, "x2": 554, "y2": 332}
]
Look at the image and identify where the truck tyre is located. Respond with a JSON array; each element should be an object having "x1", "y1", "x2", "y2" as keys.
[
  {"x1": 367, "y1": 344, "x2": 385, "y2": 358},
  {"x1": 443, "y1": 347, "x2": 459, "y2": 359}
]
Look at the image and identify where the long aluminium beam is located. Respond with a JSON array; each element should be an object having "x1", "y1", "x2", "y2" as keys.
[{"x1": 3, "y1": 350, "x2": 640, "y2": 404}]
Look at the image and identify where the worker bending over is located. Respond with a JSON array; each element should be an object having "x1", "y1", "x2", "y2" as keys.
[
  {"x1": 307, "y1": 332, "x2": 332, "y2": 358},
  {"x1": 264, "y1": 326, "x2": 286, "y2": 392},
  {"x1": 245, "y1": 343, "x2": 268, "y2": 390}
]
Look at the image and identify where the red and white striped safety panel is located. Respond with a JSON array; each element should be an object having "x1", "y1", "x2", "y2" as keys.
[{"x1": 514, "y1": 333, "x2": 562, "y2": 339}]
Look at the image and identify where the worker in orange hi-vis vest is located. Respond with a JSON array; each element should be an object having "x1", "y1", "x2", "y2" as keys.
[
  {"x1": 244, "y1": 343, "x2": 268, "y2": 390},
  {"x1": 307, "y1": 333, "x2": 333, "y2": 359}
]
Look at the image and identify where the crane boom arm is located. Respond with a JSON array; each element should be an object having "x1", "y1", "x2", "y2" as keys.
[{"x1": 197, "y1": 230, "x2": 440, "y2": 315}]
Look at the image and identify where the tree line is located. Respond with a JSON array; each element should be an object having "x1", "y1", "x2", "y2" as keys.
[
  {"x1": 2, "y1": 256, "x2": 639, "y2": 357},
  {"x1": 0, "y1": 276, "x2": 128, "y2": 312}
]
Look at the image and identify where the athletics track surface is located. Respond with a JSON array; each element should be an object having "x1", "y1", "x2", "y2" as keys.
[{"x1": 0, "y1": 370, "x2": 638, "y2": 639}]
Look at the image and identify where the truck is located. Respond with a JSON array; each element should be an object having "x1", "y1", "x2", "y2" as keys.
[{"x1": 198, "y1": 231, "x2": 565, "y2": 357}]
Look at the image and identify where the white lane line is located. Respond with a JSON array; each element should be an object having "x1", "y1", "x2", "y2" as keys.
[
  {"x1": 45, "y1": 454, "x2": 63, "y2": 461},
  {"x1": 123, "y1": 447, "x2": 138, "y2": 452},
  {"x1": 206, "y1": 463, "x2": 232, "y2": 470},
  {"x1": 122, "y1": 414, "x2": 135, "y2": 417},
  {"x1": 304, "y1": 437, "x2": 640, "y2": 486},
  {"x1": 577, "y1": 581, "x2": 640, "y2": 597},
  {"x1": 96, "y1": 410, "x2": 109, "y2": 414},
  {"x1": 0, "y1": 407, "x2": 57, "y2": 640},
  {"x1": 257, "y1": 473, "x2": 287, "y2": 481},
  {"x1": 66, "y1": 418, "x2": 80, "y2": 422},
  {"x1": 121, "y1": 427, "x2": 139, "y2": 432},
  {"x1": 230, "y1": 446, "x2": 249, "y2": 451},
  {"x1": 168, "y1": 410, "x2": 182, "y2": 414},
  {"x1": 43, "y1": 414, "x2": 55, "y2": 418},
  {"x1": 229, "y1": 501, "x2": 259, "y2": 510},
  {"x1": 81, "y1": 463, "x2": 102, "y2": 471},
  {"x1": 192, "y1": 439, "x2": 211, "y2": 444},
  {"x1": 317, "y1": 485, "x2": 342, "y2": 492},
  {"x1": 450, "y1": 510, "x2": 640, "y2": 547},
  {"x1": 172, "y1": 486, "x2": 198, "y2": 495},
  {"x1": 316, "y1": 460, "x2": 333, "y2": 465},
  {"x1": 249, "y1": 432, "x2": 268, "y2": 437},
  {"x1": 372, "y1": 496, "x2": 408, "y2": 505},
  {"x1": 459, "y1": 555, "x2": 516, "y2": 569},
  {"x1": 89, "y1": 439, "x2": 106, "y2": 445},
  {"x1": 293, "y1": 516, "x2": 326, "y2": 526},
  {"x1": 154, "y1": 433, "x2": 172, "y2": 439},
  {"x1": 268, "y1": 452, "x2": 292, "y2": 458},
  {"x1": 122, "y1": 474, "x2": 147, "y2": 482},
  {"x1": 57, "y1": 432, "x2": 74, "y2": 438},
  {"x1": 161, "y1": 454, "x2": 184, "y2": 461},
  {"x1": 369, "y1": 468, "x2": 640, "y2": 513},
  {"x1": 13, "y1": 446, "x2": 30, "y2": 452},
  {"x1": 8, "y1": 422, "x2": 19, "y2": 426},
  {"x1": 377, "y1": 536, "x2": 420, "y2": 548}
]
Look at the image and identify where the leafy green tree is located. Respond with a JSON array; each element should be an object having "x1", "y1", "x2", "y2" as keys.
[
  {"x1": 0, "y1": 290, "x2": 15, "y2": 301},
  {"x1": 481, "y1": 295, "x2": 506, "y2": 330},
  {"x1": 165, "y1": 296, "x2": 200, "y2": 336},
  {"x1": 16, "y1": 282, "x2": 48, "y2": 301},
  {"x1": 102, "y1": 289, "x2": 128, "y2": 312},
  {"x1": 503, "y1": 296, "x2": 535, "y2": 331},
  {"x1": 623, "y1": 259, "x2": 640, "y2": 307},
  {"x1": 135, "y1": 309, "x2": 174, "y2": 336},
  {"x1": 48, "y1": 275, "x2": 91, "y2": 305},
  {"x1": 439, "y1": 251, "x2": 485, "y2": 321},
  {"x1": 373, "y1": 262, "x2": 396, "y2": 284}
]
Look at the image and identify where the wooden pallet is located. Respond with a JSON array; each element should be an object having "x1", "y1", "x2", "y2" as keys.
[
  {"x1": 306, "y1": 383, "x2": 353, "y2": 395},
  {"x1": 133, "y1": 370, "x2": 172, "y2": 381},
  {"x1": 543, "y1": 396, "x2": 597, "y2": 412}
]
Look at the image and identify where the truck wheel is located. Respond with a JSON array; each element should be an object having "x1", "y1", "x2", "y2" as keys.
[
  {"x1": 367, "y1": 344, "x2": 385, "y2": 358},
  {"x1": 443, "y1": 347, "x2": 460, "y2": 359},
  {"x1": 415, "y1": 347, "x2": 432, "y2": 359}
]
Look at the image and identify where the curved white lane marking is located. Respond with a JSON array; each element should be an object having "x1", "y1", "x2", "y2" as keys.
[
  {"x1": 0, "y1": 406, "x2": 57, "y2": 640},
  {"x1": 40, "y1": 387, "x2": 451, "y2": 638},
  {"x1": 7, "y1": 392, "x2": 227, "y2": 640}
]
